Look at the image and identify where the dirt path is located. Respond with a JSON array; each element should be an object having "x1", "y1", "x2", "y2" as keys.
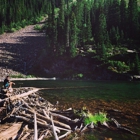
[{"x1": 0, "y1": 22, "x2": 47, "y2": 80}]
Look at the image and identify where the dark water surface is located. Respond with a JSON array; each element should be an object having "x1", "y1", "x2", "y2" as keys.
[
  {"x1": 13, "y1": 80, "x2": 140, "y2": 101},
  {"x1": 1, "y1": 80, "x2": 140, "y2": 140}
]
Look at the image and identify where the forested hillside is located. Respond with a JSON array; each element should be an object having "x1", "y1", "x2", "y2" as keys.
[
  {"x1": 44, "y1": 0, "x2": 140, "y2": 78},
  {"x1": 0, "y1": 0, "x2": 50, "y2": 33},
  {"x1": 0, "y1": 0, "x2": 140, "y2": 79}
]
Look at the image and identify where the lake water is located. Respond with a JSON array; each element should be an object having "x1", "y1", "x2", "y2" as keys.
[
  {"x1": 1, "y1": 80, "x2": 140, "y2": 140},
  {"x1": 12, "y1": 80, "x2": 140, "y2": 101}
]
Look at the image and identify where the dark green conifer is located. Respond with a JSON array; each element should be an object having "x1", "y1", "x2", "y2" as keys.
[
  {"x1": 134, "y1": 53, "x2": 140, "y2": 74},
  {"x1": 128, "y1": 0, "x2": 139, "y2": 39},
  {"x1": 69, "y1": 12, "x2": 78, "y2": 57}
]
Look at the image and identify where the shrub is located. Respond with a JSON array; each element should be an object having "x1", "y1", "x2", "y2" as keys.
[
  {"x1": 10, "y1": 74, "x2": 25, "y2": 78},
  {"x1": 84, "y1": 112, "x2": 108, "y2": 125},
  {"x1": 21, "y1": 19, "x2": 27, "y2": 28},
  {"x1": 108, "y1": 60, "x2": 130, "y2": 73},
  {"x1": 8, "y1": 28, "x2": 17, "y2": 33},
  {"x1": 34, "y1": 25, "x2": 42, "y2": 30},
  {"x1": 10, "y1": 74, "x2": 35, "y2": 78},
  {"x1": 26, "y1": 75, "x2": 35, "y2": 78},
  {"x1": 77, "y1": 73, "x2": 83, "y2": 78},
  {"x1": 16, "y1": 26, "x2": 22, "y2": 30}
]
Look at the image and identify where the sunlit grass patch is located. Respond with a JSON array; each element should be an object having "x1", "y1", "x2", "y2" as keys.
[
  {"x1": 10, "y1": 74, "x2": 35, "y2": 78},
  {"x1": 84, "y1": 111, "x2": 109, "y2": 125}
]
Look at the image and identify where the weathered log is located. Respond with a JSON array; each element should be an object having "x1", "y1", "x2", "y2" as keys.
[
  {"x1": 21, "y1": 132, "x2": 30, "y2": 140},
  {"x1": 51, "y1": 116, "x2": 59, "y2": 140},
  {"x1": 34, "y1": 112, "x2": 38, "y2": 140},
  {"x1": 20, "y1": 112, "x2": 47, "y2": 125},
  {"x1": 102, "y1": 121, "x2": 109, "y2": 128},
  {"x1": 23, "y1": 103, "x2": 71, "y2": 129},
  {"x1": 2, "y1": 107, "x2": 16, "y2": 120},
  {"x1": 74, "y1": 126, "x2": 78, "y2": 131},
  {"x1": 13, "y1": 115, "x2": 52, "y2": 129},
  {"x1": 81, "y1": 124, "x2": 88, "y2": 132},
  {"x1": 17, "y1": 124, "x2": 29, "y2": 140},
  {"x1": 59, "y1": 131, "x2": 71, "y2": 139},
  {"x1": 35, "y1": 110, "x2": 71, "y2": 129},
  {"x1": 111, "y1": 118, "x2": 137, "y2": 135},
  {"x1": 50, "y1": 112, "x2": 73, "y2": 122},
  {"x1": 0, "y1": 122, "x2": 23, "y2": 139},
  {"x1": 38, "y1": 134, "x2": 45, "y2": 140},
  {"x1": 10, "y1": 77, "x2": 56, "y2": 81},
  {"x1": 79, "y1": 123, "x2": 83, "y2": 130},
  {"x1": 88, "y1": 122, "x2": 94, "y2": 129},
  {"x1": 10, "y1": 88, "x2": 39, "y2": 101},
  {"x1": 1, "y1": 87, "x2": 137, "y2": 140},
  {"x1": 55, "y1": 126, "x2": 71, "y2": 132},
  {"x1": 111, "y1": 118, "x2": 120, "y2": 127},
  {"x1": 0, "y1": 88, "x2": 39, "y2": 104},
  {"x1": 13, "y1": 115, "x2": 62, "y2": 135},
  {"x1": 43, "y1": 109, "x2": 50, "y2": 119}
]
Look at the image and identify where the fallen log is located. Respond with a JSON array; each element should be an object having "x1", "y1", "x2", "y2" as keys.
[
  {"x1": 10, "y1": 77, "x2": 56, "y2": 81},
  {"x1": 21, "y1": 132, "x2": 30, "y2": 140},
  {"x1": 13, "y1": 115, "x2": 52, "y2": 129},
  {"x1": 50, "y1": 112, "x2": 73, "y2": 122},
  {"x1": 0, "y1": 123, "x2": 23, "y2": 139},
  {"x1": 111, "y1": 118, "x2": 137, "y2": 135},
  {"x1": 59, "y1": 131, "x2": 71, "y2": 139},
  {"x1": 51, "y1": 116, "x2": 59, "y2": 140},
  {"x1": 34, "y1": 112, "x2": 38, "y2": 140},
  {"x1": 0, "y1": 87, "x2": 138, "y2": 140},
  {"x1": 28, "y1": 109, "x2": 71, "y2": 129},
  {"x1": 23, "y1": 102, "x2": 71, "y2": 129},
  {"x1": 0, "y1": 88, "x2": 39, "y2": 103},
  {"x1": 10, "y1": 88, "x2": 39, "y2": 101}
]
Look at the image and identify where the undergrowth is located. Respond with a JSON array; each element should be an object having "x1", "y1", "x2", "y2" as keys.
[
  {"x1": 10, "y1": 74, "x2": 35, "y2": 78},
  {"x1": 84, "y1": 112, "x2": 109, "y2": 125}
]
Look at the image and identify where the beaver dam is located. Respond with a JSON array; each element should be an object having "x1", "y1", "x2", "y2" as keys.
[{"x1": 0, "y1": 87, "x2": 139, "y2": 140}]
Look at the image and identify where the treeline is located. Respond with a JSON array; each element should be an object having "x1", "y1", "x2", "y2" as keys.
[
  {"x1": 46, "y1": 0, "x2": 140, "y2": 58},
  {"x1": 0, "y1": 0, "x2": 140, "y2": 74},
  {"x1": 0, "y1": 0, "x2": 51, "y2": 34}
]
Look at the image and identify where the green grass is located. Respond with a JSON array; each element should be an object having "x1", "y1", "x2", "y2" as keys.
[
  {"x1": 34, "y1": 25, "x2": 42, "y2": 30},
  {"x1": 10, "y1": 74, "x2": 35, "y2": 78},
  {"x1": 0, "y1": 14, "x2": 47, "y2": 35},
  {"x1": 34, "y1": 24, "x2": 45, "y2": 31},
  {"x1": 84, "y1": 112, "x2": 108, "y2": 125}
]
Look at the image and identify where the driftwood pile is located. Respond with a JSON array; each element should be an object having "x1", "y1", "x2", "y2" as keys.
[{"x1": 0, "y1": 88, "x2": 138, "y2": 140}]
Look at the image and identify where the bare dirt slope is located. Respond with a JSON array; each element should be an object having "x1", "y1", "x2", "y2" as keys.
[{"x1": 0, "y1": 22, "x2": 47, "y2": 80}]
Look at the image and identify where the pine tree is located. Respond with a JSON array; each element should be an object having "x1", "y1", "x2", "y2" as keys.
[
  {"x1": 56, "y1": 0, "x2": 65, "y2": 56},
  {"x1": 95, "y1": 11, "x2": 107, "y2": 45},
  {"x1": 134, "y1": 53, "x2": 140, "y2": 74},
  {"x1": 120, "y1": 0, "x2": 127, "y2": 37},
  {"x1": 0, "y1": 22, "x2": 4, "y2": 34},
  {"x1": 86, "y1": 10, "x2": 92, "y2": 42},
  {"x1": 59, "y1": 0, "x2": 65, "y2": 23},
  {"x1": 101, "y1": 43, "x2": 106, "y2": 60},
  {"x1": 108, "y1": 0, "x2": 120, "y2": 29},
  {"x1": 128, "y1": 0, "x2": 139, "y2": 39},
  {"x1": 0, "y1": 0, "x2": 52, "y2": 35},
  {"x1": 110, "y1": 26, "x2": 120, "y2": 45},
  {"x1": 69, "y1": 12, "x2": 78, "y2": 57},
  {"x1": 75, "y1": 1, "x2": 84, "y2": 47},
  {"x1": 65, "y1": 8, "x2": 70, "y2": 55},
  {"x1": 65, "y1": 0, "x2": 70, "y2": 50},
  {"x1": 46, "y1": 0, "x2": 57, "y2": 56},
  {"x1": 57, "y1": 18, "x2": 65, "y2": 56}
]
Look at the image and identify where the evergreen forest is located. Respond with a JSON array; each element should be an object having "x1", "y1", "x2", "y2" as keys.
[{"x1": 0, "y1": 0, "x2": 140, "y2": 78}]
